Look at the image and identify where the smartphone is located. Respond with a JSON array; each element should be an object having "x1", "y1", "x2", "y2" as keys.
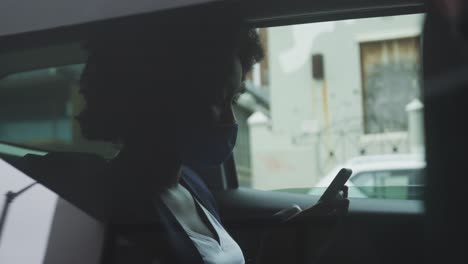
[{"x1": 319, "y1": 168, "x2": 352, "y2": 203}]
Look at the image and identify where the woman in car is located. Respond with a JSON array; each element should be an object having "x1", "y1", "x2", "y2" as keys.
[
  {"x1": 76, "y1": 14, "x2": 261, "y2": 263},
  {"x1": 75, "y1": 12, "x2": 348, "y2": 264}
]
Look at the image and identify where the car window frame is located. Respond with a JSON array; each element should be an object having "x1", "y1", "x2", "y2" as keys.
[
  {"x1": 0, "y1": 1, "x2": 427, "y2": 192},
  {"x1": 225, "y1": 9, "x2": 427, "y2": 190}
]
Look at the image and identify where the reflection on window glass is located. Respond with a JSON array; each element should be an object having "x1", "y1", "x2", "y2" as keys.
[
  {"x1": 0, "y1": 159, "x2": 57, "y2": 264},
  {"x1": 0, "y1": 67, "x2": 76, "y2": 144},
  {"x1": 0, "y1": 65, "x2": 118, "y2": 157},
  {"x1": 233, "y1": 14, "x2": 426, "y2": 200}
]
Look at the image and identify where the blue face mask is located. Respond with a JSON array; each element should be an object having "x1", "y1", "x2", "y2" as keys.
[{"x1": 176, "y1": 123, "x2": 238, "y2": 167}]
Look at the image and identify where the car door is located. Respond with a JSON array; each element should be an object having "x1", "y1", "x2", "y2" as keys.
[
  {"x1": 205, "y1": 3, "x2": 427, "y2": 264},
  {"x1": 1, "y1": 1, "x2": 428, "y2": 264}
]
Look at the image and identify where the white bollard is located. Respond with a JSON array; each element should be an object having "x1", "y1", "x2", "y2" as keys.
[{"x1": 406, "y1": 98, "x2": 425, "y2": 154}]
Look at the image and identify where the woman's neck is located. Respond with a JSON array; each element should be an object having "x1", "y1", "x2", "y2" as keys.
[{"x1": 111, "y1": 143, "x2": 182, "y2": 195}]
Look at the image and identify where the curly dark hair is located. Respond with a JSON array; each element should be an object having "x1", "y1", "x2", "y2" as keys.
[{"x1": 77, "y1": 14, "x2": 264, "y2": 143}]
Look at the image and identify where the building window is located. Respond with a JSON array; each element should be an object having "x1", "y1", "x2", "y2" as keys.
[{"x1": 360, "y1": 37, "x2": 421, "y2": 134}]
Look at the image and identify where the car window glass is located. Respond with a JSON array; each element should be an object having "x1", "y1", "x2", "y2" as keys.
[
  {"x1": 232, "y1": 14, "x2": 426, "y2": 200},
  {"x1": 0, "y1": 14, "x2": 426, "y2": 200}
]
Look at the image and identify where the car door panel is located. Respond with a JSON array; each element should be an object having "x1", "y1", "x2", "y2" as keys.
[{"x1": 215, "y1": 188, "x2": 424, "y2": 264}]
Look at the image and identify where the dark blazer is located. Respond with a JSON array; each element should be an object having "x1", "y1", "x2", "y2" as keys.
[
  {"x1": 156, "y1": 166, "x2": 221, "y2": 264},
  {"x1": 107, "y1": 166, "x2": 220, "y2": 264},
  {"x1": 12, "y1": 153, "x2": 221, "y2": 264}
]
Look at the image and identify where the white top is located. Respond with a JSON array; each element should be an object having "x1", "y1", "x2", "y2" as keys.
[
  {"x1": 181, "y1": 199, "x2": 245, "y2": 264},
  {"x1": 160, "y1": 190, "x2": 245, "y2": 264}
]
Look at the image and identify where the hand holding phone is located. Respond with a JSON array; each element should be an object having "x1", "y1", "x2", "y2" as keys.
[
  {"x1": 318, "y1": 168, "x2": 352, "y2": 203},
  {"x1": 271, "y1": 168, "x2": 351, "y2": 224}
]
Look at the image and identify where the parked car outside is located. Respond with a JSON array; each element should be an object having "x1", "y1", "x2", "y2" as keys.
[{"x1": 308, "y1": 154, "x2": 426, "y2": 200}]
